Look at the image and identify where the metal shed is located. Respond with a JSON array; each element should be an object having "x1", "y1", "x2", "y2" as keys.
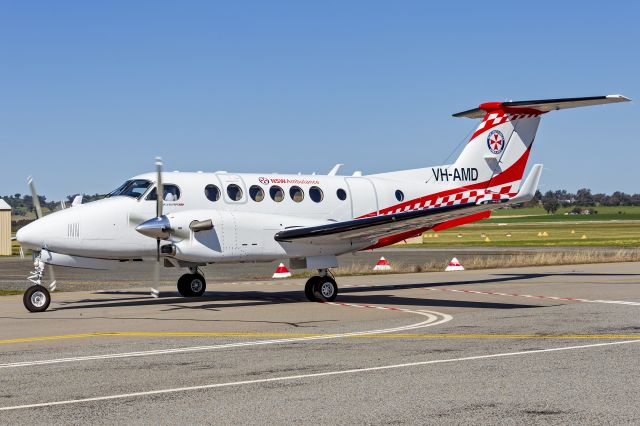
[{"x1": 0, "y1": 199, "x2": 11, "y2": 256}]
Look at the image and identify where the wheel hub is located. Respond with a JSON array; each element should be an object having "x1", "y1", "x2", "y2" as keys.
[
  {"x1": 320, "y1": 281, "x2": 334, "y2": 298},
  {"x1": 31, "y1": 291, "x2": 46, "y2": 308},
  {"x1": 190, "y1": 279, "x2": 203, "y2": 293}
]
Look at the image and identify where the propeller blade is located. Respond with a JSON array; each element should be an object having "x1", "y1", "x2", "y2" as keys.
[
  {"x1": 48, "y1": 264, "x2": 57, "y2": 291},
  {"x1": 152, "y1": 253, "x2": 160, "y2": 297},
  {"x1": 155, "y1": 157, "x2": 163, "y2": 218},
  {"x1": 27, "y1": 176, "x2": 43, "y2": 219}
]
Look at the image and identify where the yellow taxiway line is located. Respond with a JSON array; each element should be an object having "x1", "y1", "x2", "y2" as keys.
[{"x1": 0, "y1": 332, "x2": 639, "y2": 345}]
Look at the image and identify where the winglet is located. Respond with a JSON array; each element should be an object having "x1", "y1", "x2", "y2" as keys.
[{"x1": 509, "y1": 164, "x2": 543, "y2": 204}]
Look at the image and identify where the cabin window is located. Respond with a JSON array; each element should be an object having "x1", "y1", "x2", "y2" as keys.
[
  {"x1": 249, "y1": 185, "x2": 265, "y2": 202},
  {"x1": 290, "y1": 186, "x2": 304, "y2": 203},
  {"x1": 146, "y1": 184, "x2": 181, "y2": 201},
  {"x1": 270, "y1": 186, "x2": 285, "y2": 202},
  {"x1": 309, "y1": 186, "x2": 324, "y2": 203},
  {"x1": 336, "y1": 188, "x2": 347, "y2": 201},
  {"x1": 226, "y1": 184, "x2": 243, "y2": 201},
  {"x1": 205, "y1": 184, "x2": 221, "y2": 202},
  {"x1": 395, "y1": 190, "x2": 404, "y2": 202}
]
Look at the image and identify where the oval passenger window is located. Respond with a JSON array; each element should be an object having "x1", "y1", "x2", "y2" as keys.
[
  {"x1": 290, "y1": 186, "x2": 304, "y2": 202},
  {"x1": 336, "y1": 188, "x2": 347, "y2": 201},
  {"x1": 205, "y1": 184, "x2": 221, "y2": 202},
  {"x1": 249, "y1": 185, "x2": 265, "y2": 202},
  {"x1": 270, "y1": 186, "x2": 285, "y2": 202},
  {"x1": 309, "y1": 186, "x2": 324, "y2": 203},
  {"x1": 226, "y1": 184, "x2": 243, "y2": 201}
]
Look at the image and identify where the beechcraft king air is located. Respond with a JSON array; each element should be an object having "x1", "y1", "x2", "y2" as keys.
[{"x1": 16, "y1": 95, "x2": 630, "y2": 312}]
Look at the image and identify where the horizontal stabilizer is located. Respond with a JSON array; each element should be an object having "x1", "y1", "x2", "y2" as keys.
[
  {"x1": 507, "y1": 164, "x2": 543, "y2": 204},
  {"x1": 454, "y1": 94, "x2": 630, "y2": 118}
]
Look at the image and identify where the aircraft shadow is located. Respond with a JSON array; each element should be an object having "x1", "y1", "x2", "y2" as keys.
[{"x1": 46, "y1": 270, "x2": 634, "y2": 312}]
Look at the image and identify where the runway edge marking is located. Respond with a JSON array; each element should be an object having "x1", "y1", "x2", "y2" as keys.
[{"x1": 424, "y1": 288, "x2": 640, "y2": 306}]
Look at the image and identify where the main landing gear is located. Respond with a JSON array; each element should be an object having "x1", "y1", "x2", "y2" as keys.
[
  {"x1": 304, "y1": 269, "x2": 338, "y2": 302},
  {"x1": 177, "y1": 267, "x2": 207, "y2": 297}
]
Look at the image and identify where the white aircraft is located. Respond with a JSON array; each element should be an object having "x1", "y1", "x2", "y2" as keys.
[{"x1": 16, "y1": 95, "x2": 630, "y2": 312}]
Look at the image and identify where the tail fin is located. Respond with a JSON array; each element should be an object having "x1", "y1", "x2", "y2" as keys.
[{"x1": 451, "y1": 95, "x2": 629, "y2": 196}]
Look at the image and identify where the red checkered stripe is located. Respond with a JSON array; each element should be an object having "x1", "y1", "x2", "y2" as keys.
[
  {"x1": 376, "y1": 183, "x2": 517, "y2": 216},
  {"x1": 469, "y1": 111, "x2": 541, "y2": 141}
]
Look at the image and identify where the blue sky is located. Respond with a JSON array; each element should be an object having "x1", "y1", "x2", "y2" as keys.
[{"x1": 1, "y1": 1, "x2": 638, "y2": 200}]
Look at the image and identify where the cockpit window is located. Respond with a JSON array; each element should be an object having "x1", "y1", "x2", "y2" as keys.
[
  {"x1": 146, "y1": 184, "x2": 181, "y2": 201},
  {"x1": 106, "y1": 180, "x2": 152, "y2": 199}
]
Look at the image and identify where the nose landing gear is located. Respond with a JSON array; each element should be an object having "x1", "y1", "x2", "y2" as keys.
[{"x1": 23, "y1": 255, "x2": 54, "y2": 312}]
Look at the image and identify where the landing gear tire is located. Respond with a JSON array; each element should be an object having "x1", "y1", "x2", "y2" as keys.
[
  {"x1": 312, "y1": 276, "x2": 338, "y2": 302},
  {"x1": 177, "y1": 273, "x2": 206, "y2": 297},
  {"x1": 304, "y1": 276, "x2": 321, "y2": 302},
  {"x1": 23, "y1": 285, "x2": 51, "y2": 313}
]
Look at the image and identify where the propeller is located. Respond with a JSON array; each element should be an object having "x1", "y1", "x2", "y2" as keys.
[
  {"x1": 27, "y1": 176, "x2": 43, "y2": 219},
  {"x1": 133, "y1": 157, "x2": 168, "y2": 295},
  {"x1": 155, "y1": 157, "x2": 162, "y2": 264},
  {"x1": 25, "y1": 177, "x2": 56, "y2": 290},
  {"x1": 48, "y1": 265, "x2": 57, "y2": 291}
]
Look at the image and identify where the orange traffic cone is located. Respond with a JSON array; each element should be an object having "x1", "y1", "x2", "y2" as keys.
[
  {"x1": 272, "y1": 262, "x2": 292, "y2": 278},
  {"x1": 373, "y1": 256, "x2": 392, "y2": 271},
  {"x1": 445, "y1": 257, "x2": 465, "y2": 271}
]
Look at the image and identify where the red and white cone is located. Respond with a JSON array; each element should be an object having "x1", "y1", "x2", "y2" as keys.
[
  {"x1": 373, "y1": 256, "x2": 392, "y2": 271},
  {"x1": 272, "y1": 262, "x2": 292, "y2": 278},
  {"x1": 445, "y1": 257, "x2": 464, "y2": 272}
]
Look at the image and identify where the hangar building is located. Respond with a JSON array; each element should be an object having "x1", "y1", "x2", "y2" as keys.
[{"x1": 0, "y1": 199, "x2": 11, "y2": 256}]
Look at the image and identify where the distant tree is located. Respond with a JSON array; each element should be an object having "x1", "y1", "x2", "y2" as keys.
[
  {"x1": 14, "y1": 193, "x2": 20, "y2": 199},
  {"x1": 542, "y1": 191, "x2": 560, "y2": 214},
  {"x1": 523, "y1": 189, "x2": 542, "y2": 208},
  {"x1": 575, "y1": 188, "x2": 594, "y2": 206},
  {"x1": 593, "y1": 193, "x2": 607, "y2": 206}
]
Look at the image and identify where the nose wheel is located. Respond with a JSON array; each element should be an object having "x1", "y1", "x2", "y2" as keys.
[
  {"x1": 23, "y1": 285, "x2": 51, "y2": 313},
  {"x1": 177, "y1": 273, "x2": 207, "y2": 297},
  {"x1": 304, "y1": 274, "x2": 338, "y2": 302}
]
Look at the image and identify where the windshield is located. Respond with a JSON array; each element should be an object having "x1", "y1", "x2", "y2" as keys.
[{"x1": 106, "y1": 179, "x2": 152, "y2": 199}]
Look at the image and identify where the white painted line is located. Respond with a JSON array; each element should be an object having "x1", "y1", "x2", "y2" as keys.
[
  {"x1": 1, "y1": 339, "x2": 638, "y2": 411},
  {"x1": 425, "y1": 288, "x2": 640, "y2": 306},
  {"x1": 0, "y1": 308, "x2": 452, "y2": 369}
]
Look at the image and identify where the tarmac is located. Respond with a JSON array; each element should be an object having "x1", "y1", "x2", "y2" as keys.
[{"x1": 0, "y1": 261, "x2": 639, "y2": 424}]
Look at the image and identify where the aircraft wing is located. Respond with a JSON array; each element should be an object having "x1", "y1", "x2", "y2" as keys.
[
  {"x1": 275, "y1": 202, "x2": 494, "y2": 245},
  {"x1": 275, "y1": 164, "x2": 543, "y2": 247}
]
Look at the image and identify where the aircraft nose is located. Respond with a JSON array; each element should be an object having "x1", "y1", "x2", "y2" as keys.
[{"x1": 16, "y1": 221, "x2": 42, "y2": 250}]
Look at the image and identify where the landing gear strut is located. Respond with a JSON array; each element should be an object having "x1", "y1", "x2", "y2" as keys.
[
  {"x1": 304, "y1": 269, "x2": 338, "y2": 302},
  {"x1": 23, "y1": 255, "x2": 53, "y2": 312},
  {"x1": 177, "y1": 267, "x2": 206, "y2": 297}
]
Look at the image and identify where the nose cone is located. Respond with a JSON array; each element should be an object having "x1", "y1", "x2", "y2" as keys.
[
  {"x1": 136, "y1": 216, "x2": 173, "y2": 239},
  {"x1": 16, "y1": 220, "x2": 43, "y2": 250}
]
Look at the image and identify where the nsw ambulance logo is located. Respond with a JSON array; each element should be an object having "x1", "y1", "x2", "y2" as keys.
[{"x1": 487, "y1": 130, "x2": 505, "y2": 155}]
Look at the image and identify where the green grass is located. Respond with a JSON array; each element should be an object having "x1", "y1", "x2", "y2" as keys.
[
  {"x1": 0, "y1": 290, "x2": 23, "y2": 296},
  {"x1": 489, "y1": 206, "x2": 640, "y2": 223},
  {"x1": 410, "y1": 221, "x2": 640, "y2": 247}
]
